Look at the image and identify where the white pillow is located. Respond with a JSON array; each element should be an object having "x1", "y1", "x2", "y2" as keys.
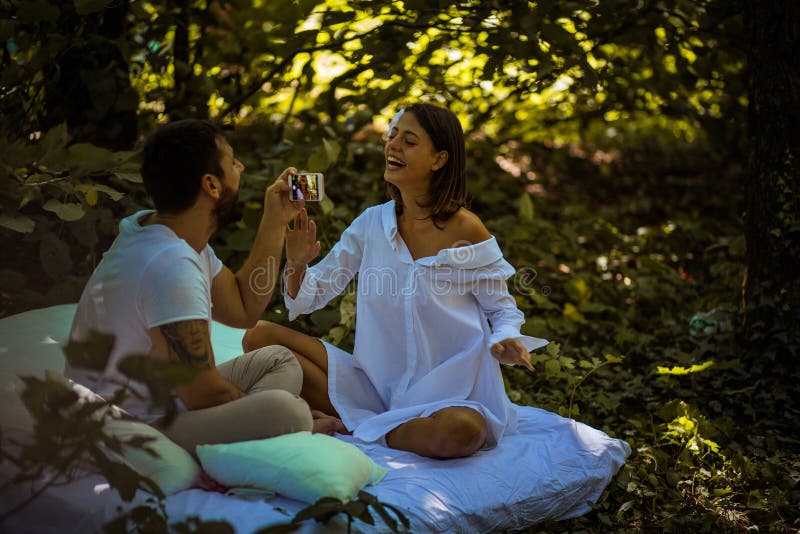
[
  {"x1": 44, "y1": 370, "x2": 200, "y2": 495},
  {"x1": 197, "y1": 431, "x2": 388, "y2": 503}
]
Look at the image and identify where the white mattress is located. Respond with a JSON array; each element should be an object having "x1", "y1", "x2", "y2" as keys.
[{"x1": 0, "y1": 304, "x2": 631, "y2": 533}]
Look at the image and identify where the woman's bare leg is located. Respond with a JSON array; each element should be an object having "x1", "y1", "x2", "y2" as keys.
[
  {"x1": 242, "y1": 320, "x2": 338, "y2": 418},
  {"x1": 385, "y1": 407, "x2": 488, "y2": 459}
]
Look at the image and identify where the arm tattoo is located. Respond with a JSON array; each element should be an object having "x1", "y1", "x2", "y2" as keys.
[{"x1": 160, "y1": 320, "x2": 212, "y2": 369}]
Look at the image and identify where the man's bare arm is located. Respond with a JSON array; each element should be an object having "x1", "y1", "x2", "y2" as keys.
[
  {"x1": 149, "y1": 320, "x2": 245, "y2": 410},
  {"x1": 211, "y1": 168, "x2": 301, "y2": 328}
]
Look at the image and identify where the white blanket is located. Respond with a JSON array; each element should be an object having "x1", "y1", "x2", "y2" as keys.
[{"x1": 0, "y1": 305, "x2": 630, "y2": 533}]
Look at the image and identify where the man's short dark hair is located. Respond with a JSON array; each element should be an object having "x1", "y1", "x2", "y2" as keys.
[{"x1": 141, "y1": 119, "x2": 225, "y2": 213}]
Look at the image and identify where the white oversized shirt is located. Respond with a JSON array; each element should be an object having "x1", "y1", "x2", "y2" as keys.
[
  {"x1": 285, "y1": 201, "x2": 547, "y2": 446},
  {"x1": 66, "y1": 210, "x2": 223, "y2": 422}
]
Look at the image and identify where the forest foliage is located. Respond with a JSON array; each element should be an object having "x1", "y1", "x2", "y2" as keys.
[{"x1": 0, "y1": 0, "x2": 798, "y2": 531}]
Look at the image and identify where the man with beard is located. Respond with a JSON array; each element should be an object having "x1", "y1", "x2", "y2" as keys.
[{"x1": 66, "y1": 119, "x2": 342, "y2": 453}]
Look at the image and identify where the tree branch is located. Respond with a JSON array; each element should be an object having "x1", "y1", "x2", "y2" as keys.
[{"x1": 218, "y1": 25, "x2": 385, "y2": 120}]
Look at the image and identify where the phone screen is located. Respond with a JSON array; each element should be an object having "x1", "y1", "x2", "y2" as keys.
[{"x1": 290, "y1": 173, "x2": 323, "y2": 201}]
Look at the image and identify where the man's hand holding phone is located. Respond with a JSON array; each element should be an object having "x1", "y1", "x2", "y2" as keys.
[{"x1": 264, "y1": 167, "x2": 303, "y2": 227}]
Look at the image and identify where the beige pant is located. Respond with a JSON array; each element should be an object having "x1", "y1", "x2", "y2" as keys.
[{"x1": 158, "y1": 346, "x2": 313, "y2": 453}]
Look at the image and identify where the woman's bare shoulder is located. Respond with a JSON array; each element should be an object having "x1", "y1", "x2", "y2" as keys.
[{"x1": 448, "y1": 208, "x2": 492, "y2": 246}]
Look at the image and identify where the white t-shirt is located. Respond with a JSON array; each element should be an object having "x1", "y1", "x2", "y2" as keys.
[{"x1": 66, "y1": 210, "x2": 223, "y2": 422}]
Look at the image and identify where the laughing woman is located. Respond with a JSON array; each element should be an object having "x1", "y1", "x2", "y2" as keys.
[{"x1": 243, "y1": 103, "x2": 547, "y2": 459}]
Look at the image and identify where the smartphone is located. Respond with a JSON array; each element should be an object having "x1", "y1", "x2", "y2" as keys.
[{"x1": 289, "y1": 172, "x2": 325, "y2": 202}]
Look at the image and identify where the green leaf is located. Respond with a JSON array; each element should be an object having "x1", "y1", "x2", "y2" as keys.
[
  {"x1": 224, "y1": 226, "x2": 256, "y2": 252},
  {"x1": 529, "y1": 292, "x2": 559, "y2": 310},
  {"x1": 322, "y1": 138, "x2": 341, "y2": 164},
  {"x1": 544, "y1": 358, "x2": 561, "y2": 378},
  {"x1": 292, "y1": 497, "x2": 344, "y2": 524},
  {"x1": 39, "y1": 231, "x2": 73, "y2": 279},
  {"x1": 564, "y1": 277, "x2": 591, "y2": 303},
  {"x1": 63, "y1": 330, "x2": 116, "y2": 372},
  {"x1": 562, "y1": 302, "x2": 587, "y2": 323},
  {"x1": 38, "y1": 123, "x2": 70, "y2": 159},
  {"x1": 578, "y1": 301, "x2": 614, "y2": 314},
  {"x1": 0, "y1": 213, "x2": 35, "y2": 233},
  {"x1": 74, "y1": 0, "x2": 112, "y2": 15},
  {"x1": 43, "y1": 199, "x2": 85, "y2": 221},
  {"x1": 75, "y1": 183, "x2": 125, "y2": 201},
  {"x1": 343, "y1": 500, "x2": 374, "y2": 525},
  {"x1": 518, "y1": 192, "x2": 534, "y2": 221},
  {"x1": 91, "y1": 451, "x2": 146, "y2": 501},
  {"x1": 67, "y1": 143, "x2": 116, "y2": 175},
  {"x1": 69, "y1": 214, "x2": 99, "y2": 247},
  {"x1": 310, "y1": 309, "x2": 340, "y2": 331},
  {"x1": 320, "y1": 196, "x2": 334, "y2": 215},
  {"x1": 109, "y1": 151, "x2": 139, "y2": 165},
  {"x1": 114, "y1": 172, "x2": 143, "y2": 183},
  {"x1": 306, "y1": 146, "x2": 330, "y2": 171},
  {"x1": 656, "y1": 360, "x2": 715, "y2": 375}
]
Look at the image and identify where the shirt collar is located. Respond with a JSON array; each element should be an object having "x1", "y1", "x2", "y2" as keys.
[
  {"x1": 381, "y1": 200, "x2": 399, "y2": 248},
  {"x1": 121, "y1": 209, "x2": 156, "y2": 233},
  {"x1": 434, "y1": 236, "x2": 504, "y2": 269}
]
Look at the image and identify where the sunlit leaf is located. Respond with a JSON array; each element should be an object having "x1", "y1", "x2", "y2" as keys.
[
  {"x1": 656, "y1": 360, "x2": 715, "y2": 375},
  {"x1": 84, "y1": 188, "x2": 99, "y2": 206},
  {"x1": 562, "y1": 302, "x2": 587, "y2": 324}
]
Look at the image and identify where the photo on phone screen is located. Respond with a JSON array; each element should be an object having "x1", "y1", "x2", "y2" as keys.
[{"x1": 289, "y1": 173, "x2": 325, "y2": 201}]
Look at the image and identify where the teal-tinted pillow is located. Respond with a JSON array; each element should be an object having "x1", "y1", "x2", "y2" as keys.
[
  {"x1": 44, "y1": 370, "x2": 200, "y2": 495},
  {"x1": 196, "y1": 431, "x2": 387, "y2": 503}
]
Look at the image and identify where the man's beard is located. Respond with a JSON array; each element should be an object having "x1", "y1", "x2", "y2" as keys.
[{"x1": 213, "y1": 184, "x2": 242, "y2": 230}]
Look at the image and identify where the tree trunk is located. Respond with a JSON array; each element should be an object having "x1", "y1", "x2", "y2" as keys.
[{"x1": 743, "y1": 0, "x2": 800, "y2": 354}]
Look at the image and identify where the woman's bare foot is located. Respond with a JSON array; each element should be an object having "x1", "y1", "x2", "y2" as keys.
[
  {"x1": 196, "y1": 471, "x2": 229, "y2": 493},
  {"x1": 311, "y1": 409, "x2": 347, "y2": 435}
]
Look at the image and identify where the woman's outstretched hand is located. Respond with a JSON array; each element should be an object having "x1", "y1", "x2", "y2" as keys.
[
  {"x1": 490, "y1": 338, "x2": 534, "y2": 372},
  {"x1": 286, "y1": 208, "x2": 321, "y2": 266}
]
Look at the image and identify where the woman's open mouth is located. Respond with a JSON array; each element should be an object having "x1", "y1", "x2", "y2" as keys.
[{"x1": 386, "y1": 156, "x2": 406, "y2": 170}]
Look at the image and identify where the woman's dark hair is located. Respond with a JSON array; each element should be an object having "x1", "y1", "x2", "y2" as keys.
[
  {"x1": 140, "y1": 119, "x2": 225, "y2": 213},
  {"x1": 387, "y1": 103, "x2": 467, "y2": 226}
]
